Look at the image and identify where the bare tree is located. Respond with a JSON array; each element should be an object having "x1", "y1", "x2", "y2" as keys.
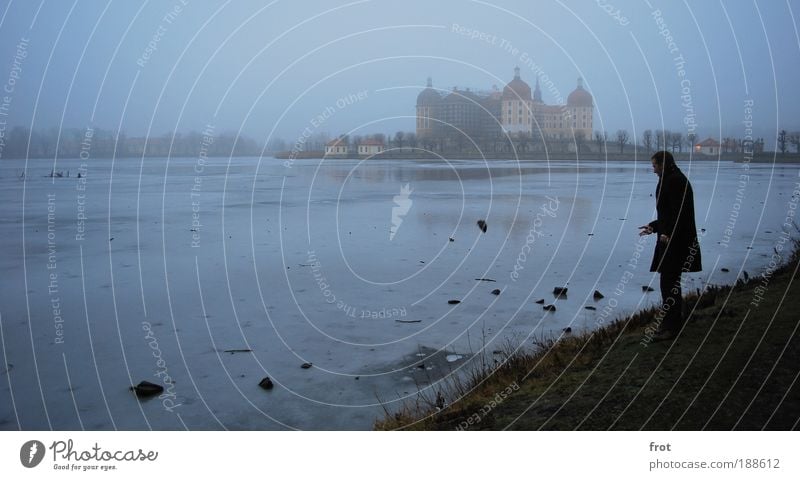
[
  {"x1": 778, "y1": 130, "x2": 788, "y2": 154},
  {"x1": 728, "y1": 137, "x2": 735, "y2": 153},
  {"x1": 616, "y1": 129, "x2": 629, "y2": 154},
  {"x1": 789, "y1": 132, "x2": 800, "y2": 153},
  {"x1": 685, "y1": 133, "x2": 697, "y2": 154},
  {"x1": 394, "y1": 131, "x2": 405, "y2": 149},
  {"x1": 670, "y1": 132, "x2": 683, "y2": 153},
  {"x1": 574, "y1": 130, "x2": 587, "y2": 155},
  {"x1": 725, "y1": 137, "x2": 740, "y2": 153},
  {"x1": 593, "y1": 130, "x2": 607, "y2": 153},
  {"x1": 655, "y1": 129, "x2": 671, "y2": 151},
  {"x1": 405, "y1": 132, "x2": 417, "y2": 149},
  {"x1": 371, "y1": 133, "x2": 386, "y2": 145},
  {"x1": 642, "y1": 129, "x2": 653, "y2": 153}
]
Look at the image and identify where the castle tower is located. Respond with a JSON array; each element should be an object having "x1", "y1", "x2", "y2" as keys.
[
  {"x1": 416, "y1": 77, "x2": 441, "y2": 139},
  {"x1": 533, "y1": 76, "x2": 543, "y2": 103},
  {"x1": 501, "y1": 66, "x2": 533, "y2": 135},
  {"x1": 566, "y1": 77, "x2": 593, "y2": 139}
]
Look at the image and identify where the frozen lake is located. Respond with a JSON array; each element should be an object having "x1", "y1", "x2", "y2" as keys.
[{"x1": 1, "y1": 156, "x2": 798, "y2": 430}]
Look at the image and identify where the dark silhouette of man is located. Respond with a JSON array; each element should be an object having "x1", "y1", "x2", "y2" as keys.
[{"x1": 639, "y1": 151, "x2": 702, "y2": 341}]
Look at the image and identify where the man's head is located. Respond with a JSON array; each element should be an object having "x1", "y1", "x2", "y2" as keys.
[{"x1": 651, "y1": 150, "x2": 675, "y2": 177}]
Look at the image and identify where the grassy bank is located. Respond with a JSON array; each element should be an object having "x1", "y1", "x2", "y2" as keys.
[{"x1": 376, "y1": 247, "x2": 800, "y2": 430}]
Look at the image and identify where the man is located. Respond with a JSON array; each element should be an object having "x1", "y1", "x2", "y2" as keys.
[{"x1": 639, "y1": 151, "x2": 702, "y2": 341}]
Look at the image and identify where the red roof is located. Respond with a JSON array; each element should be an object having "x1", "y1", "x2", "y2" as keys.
[
  {"x1": 326, "y1": 138, "x2": 347, "y2": 147},
  {"x1": 567, "y1": 88, "x2": 592, "y2": 106},
  {"x1": 503, "y1": 79, "x2": 531, "y2": 101},
  {"x1": 695, "y1": 137, "x2": 720, "y2": 147},
  {"x1": 359, "y1": 139, "x2": 384, "y2": 146}
]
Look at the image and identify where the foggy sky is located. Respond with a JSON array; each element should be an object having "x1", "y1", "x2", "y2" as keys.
[{"x1": 1, "y1": 0, "x2": 798, "y2": 148}]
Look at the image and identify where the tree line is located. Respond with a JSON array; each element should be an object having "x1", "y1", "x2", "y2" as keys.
[
  {"x1": 0, "y1": 126, "x2": 263, "y2": 159},
  {"x1": 591, "y1": 129, "x2": 770, "y2": 155},
  {"x1": 4, "y1": 125, "x2": 794, "y2": 160},
  {"x1": 777, "y1": 130, "x2": 800, "y2": 154}
]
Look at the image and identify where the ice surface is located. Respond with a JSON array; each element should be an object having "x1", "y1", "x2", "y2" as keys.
[{"x1": 0, "y1": 156, "x2": 796, "y2": 430}]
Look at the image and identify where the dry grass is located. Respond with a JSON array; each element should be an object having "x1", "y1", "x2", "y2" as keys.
[{"x1": 376, "y1": 241, "x2": 798, "y2": 430}]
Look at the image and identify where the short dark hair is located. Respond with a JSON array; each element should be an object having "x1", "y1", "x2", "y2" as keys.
[{"x1": 651, "y1": 150, "x2": 675, "y2": 166}]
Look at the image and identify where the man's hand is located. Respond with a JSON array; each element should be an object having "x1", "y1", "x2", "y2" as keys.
[
  {"x1": 639, "y1": 224, "x2": 653, "y2": 236},
  {"x1": 659, "y1": 234, "x2": 670, "y2": 243}
]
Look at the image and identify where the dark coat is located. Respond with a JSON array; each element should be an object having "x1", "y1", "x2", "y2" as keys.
[{"x1": 649, "y1": 166, "x2": 702, "y2": 273}]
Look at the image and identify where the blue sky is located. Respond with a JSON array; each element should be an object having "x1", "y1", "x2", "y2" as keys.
[{"x1": 0, "y1": 0, "x2": 798, "y2": 146}]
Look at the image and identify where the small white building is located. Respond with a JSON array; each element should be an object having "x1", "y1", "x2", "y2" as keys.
[
  {"x1": 694, "y1": 137, "x2": 720, "y2": 155},
  {"x1": 357, "y1": 139, "x2": 385, "y2": 156},
  {"x1": 325, "y1": 138, "x2": 349, "y2": 156}
]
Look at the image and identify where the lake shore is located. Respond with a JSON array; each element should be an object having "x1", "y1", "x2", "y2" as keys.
[
  {"x1": 273, "y1": 151, "x2": 800, "y2": 163},
  {"x1": 7, "y1": 152, "x2": 800, "y2": 163},
  {"x1": 376, "y1": 243, "x2": 800, "y2": 430}
]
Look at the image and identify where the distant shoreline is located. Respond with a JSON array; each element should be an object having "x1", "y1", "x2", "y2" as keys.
[{"x1": 271, "y1": 151, "x2": 799, "y2": 163}]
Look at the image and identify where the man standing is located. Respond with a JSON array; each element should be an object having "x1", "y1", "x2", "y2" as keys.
[{"x1": 639, "y1": 151, "x2": 702, "y2": 341}]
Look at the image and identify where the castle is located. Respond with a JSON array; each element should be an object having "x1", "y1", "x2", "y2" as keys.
[{"x1": 416, "y1": 67, "x2": 593, "y2": 150}]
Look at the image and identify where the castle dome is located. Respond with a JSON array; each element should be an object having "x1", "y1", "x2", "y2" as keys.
[
  {"x1": 416, "y1": 77, "x2": 441, "y2": 105},
  {"x1": 567, "y1": 77, "x2": 593, "y2": 106},
  {"x1": 502, "y1": 67, "x2": 531, "y2": 101}
]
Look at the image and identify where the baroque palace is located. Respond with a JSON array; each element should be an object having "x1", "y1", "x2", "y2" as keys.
[{"x1": 415, "y1": 67, "x2": 593, "y2": 152}]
